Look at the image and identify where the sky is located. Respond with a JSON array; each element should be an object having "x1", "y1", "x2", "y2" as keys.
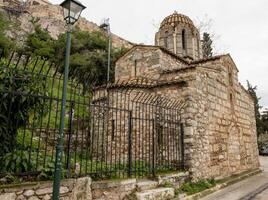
[{"x1": 51, "y1": 0, "x2": 268, "y2": 108}]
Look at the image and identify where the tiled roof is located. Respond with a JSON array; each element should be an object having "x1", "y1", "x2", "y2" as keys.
[
  {"x1": 94, "y1": 77, "x2": 187, "y2": 90},
  {"x1": 160, "y1": 11, "x2": 195, "y2": 29}
]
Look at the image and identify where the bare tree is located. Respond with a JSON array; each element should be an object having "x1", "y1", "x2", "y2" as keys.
[{"x1": 195, "y1": 14, "x2": 227, "y2": 56}]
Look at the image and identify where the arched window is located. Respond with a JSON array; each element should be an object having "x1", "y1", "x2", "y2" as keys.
[
  {"x1": 228, "y1": 67, "x2": 233, "y2": 86},
  {"x1": 230, "y1": 93, "x2": 234, "y2": 110},
  {"x1": 182, "y1": 29, "x2": 187, "y2": 50},
  {"x1": 164, "y1": 31, "x2": 168, "y2": 48},
  {"x1": 196, "y1": 35, "x2": 200, "y2": 58},
  {"x1": 134, "y1": 60, "x2": 137, "y2": 77}
]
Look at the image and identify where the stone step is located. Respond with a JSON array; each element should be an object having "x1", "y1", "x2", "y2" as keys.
[
  {"x1": 136, "y1": 180, "x2": 158, "y2": 191},
  {"x1": 158, "y1": 172, "x2": 189, "y2": 184},
  {"x1": 135, "y1": 187, "x2": 175, "y2": 200}
]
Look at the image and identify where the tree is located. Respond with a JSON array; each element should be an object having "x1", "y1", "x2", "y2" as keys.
[
  {"x1": 202, "y1": 32, "x2": 213, "y2": 58},
  {"x1": 24, "y1": 18, "x2": 55, "y2": 59},
  {"x1": 0, "y1": 12, "x2": 14, "y2": 55},
  {"x1": 54, "y1": 29, "x2": 128, "y2": 91},
  {"x1": 261, "y1": 109, "x2": 268, "y2": 133},
  {"x1": 247, "y1": 81, "x2": 263, "y2": 136}
]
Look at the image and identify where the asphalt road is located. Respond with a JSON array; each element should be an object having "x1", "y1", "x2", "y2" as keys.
[{"x1": 201, "y1": 156, "x2": 268, "y2": 200}]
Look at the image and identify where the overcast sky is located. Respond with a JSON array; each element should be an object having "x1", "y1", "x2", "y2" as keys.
[{"x1": 51, "y1": 0, "x2": 268, "y2": 108}]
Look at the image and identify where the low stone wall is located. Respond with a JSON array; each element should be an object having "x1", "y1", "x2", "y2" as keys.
[
  {"x1": 0, "y1": 172, "x2": 189, "y2": 200},
  {"x1": 0, "y1": 177, "x2": 92, "y2": 200}
]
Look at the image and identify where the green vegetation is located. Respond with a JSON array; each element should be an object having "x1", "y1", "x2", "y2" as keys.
[
  {"x1": 0, "y1": 12, "x2": 132, "y2": 182},
  {"x1": 23, "y1": 18, "x2": 128, "y2": 91},
  {"x1": 25, "y1": 17, "x2": 56, "y2": 59},
  {"x1": 179, "y1": 179, "x2": 216, "y2": 195},
  {"x1": 0, "y1": 12, "x2": 15, "y2": 55},
  {"x1": 202, "y1": 32, "x2": 213, "y2": 58},
  {"x1": 247, "y1": 81, "x2": 268, "y2": 137},
  {"x1": 0, "y1": 62, "x2": 48, "y2": 157},
  {"x1": 262, "y1": 110, "x2": 268, "y2": 133},
  {"x1": 54, "y1": 29, "x2": 128, "y2": 90}
]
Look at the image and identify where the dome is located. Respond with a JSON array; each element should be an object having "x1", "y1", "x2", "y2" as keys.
[{"x1": 160, "y1": 11, "x2": 195, "y2": 29}]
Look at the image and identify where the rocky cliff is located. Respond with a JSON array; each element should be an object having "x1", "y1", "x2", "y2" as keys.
[{"x1": 0, "y1": 0, "x2": 133, "y2": 49}]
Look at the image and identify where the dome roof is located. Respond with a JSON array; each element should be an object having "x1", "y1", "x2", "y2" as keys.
[{"x1": 160, "y1": 11, "x2": 195, "y2": 29}]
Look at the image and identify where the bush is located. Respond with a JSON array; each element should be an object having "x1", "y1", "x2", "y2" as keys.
[
  {"x1": 0, "y1": 63, "x2": 48, "y2": 156},
  {"x1": 0, "y1": 150, "x2": 35, "y2": 173}
]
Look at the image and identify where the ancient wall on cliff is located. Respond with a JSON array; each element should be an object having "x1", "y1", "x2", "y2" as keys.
[{"x1": 0, "y1": 0, "x2": 133, "y2": 49}]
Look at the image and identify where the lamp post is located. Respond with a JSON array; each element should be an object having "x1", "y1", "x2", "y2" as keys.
[
  {"x1": 100, "y1": 18, "x2": 111, "y2": 83},
  {"x1": 52, "y1": 1, "x2": 86, "y2": 200}
]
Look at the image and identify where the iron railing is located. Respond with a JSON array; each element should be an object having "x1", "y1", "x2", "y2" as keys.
[{"x1": 0, "y1": 50, "x2": 185, "y2": 180}]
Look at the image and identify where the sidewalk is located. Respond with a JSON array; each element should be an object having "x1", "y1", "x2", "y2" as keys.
[{"x1": 201, "y1": 157, "x2": 268, "y2": 200}]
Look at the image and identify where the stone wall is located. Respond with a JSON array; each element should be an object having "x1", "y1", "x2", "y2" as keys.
[
  {"x1": 0, "y1": 172, "x2": 189, "y2": 200},
  {"x1": 114, "y1": 47, "x2": 259, "y2": 180},
  {"x1": 0, "y1": 177, "x2": 92, "y2": 200},
  {"x1": 115, "y1": 46, "x2": 188, "y2": 81},
  {"x1": 91, "y1": 87, "x2": 185, "y2": 167},
  {"x1": 172, "y1": 56, "x2": 260, "y2": 179}
]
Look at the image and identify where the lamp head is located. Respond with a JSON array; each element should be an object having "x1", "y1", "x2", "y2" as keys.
[{"x1": 60, "y1": 0, "x2": 86, "y2": 25}]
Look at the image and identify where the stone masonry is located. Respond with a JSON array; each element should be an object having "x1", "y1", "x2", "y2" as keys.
[
  {"x1": 0, "y1": 177, "x2": 92, "y2": 200},
  {"x1": 94, "y1": 12, "x2": 260, "y2": 180}
]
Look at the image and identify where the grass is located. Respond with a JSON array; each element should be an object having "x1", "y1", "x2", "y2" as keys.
[{"x1": 179, "y1": 179, "x2": 216, "y2": 195}]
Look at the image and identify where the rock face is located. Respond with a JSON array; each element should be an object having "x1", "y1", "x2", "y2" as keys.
[{"x1": 0, "y1": 0, "x2": 133, "y2": 49}]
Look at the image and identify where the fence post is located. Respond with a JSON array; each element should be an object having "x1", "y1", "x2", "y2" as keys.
[
  {"x1": 66, "y1": 101, "x2": 74, "y2": 177},
  {"x1": 128, "y1": 111, "x2": 132, "y2": 177},
  {"x1": 180, "y1": 123, "x2": 185, "y2": 170},
  {"x1": 152, "y1": 119, "x2": 156, "y2": 177}
]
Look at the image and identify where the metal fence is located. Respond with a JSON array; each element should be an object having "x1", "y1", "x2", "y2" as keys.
[{"x1": 0, "y1": 50, "x2": 185, "y2": 181}]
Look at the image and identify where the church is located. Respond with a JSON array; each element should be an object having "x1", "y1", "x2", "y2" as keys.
[{"x1": 94, "y1": 12, "x2": 260, "y2": 179}]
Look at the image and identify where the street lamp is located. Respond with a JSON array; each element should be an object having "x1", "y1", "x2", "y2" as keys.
[
  {"x1": 52, "y1": 1, "x2": 86, "y2": 200},
  {"x1": 100, "y1": 18, "x2": 112, "y2": 83}
]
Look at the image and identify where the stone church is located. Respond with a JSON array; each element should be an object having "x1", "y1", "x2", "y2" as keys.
[{"x1": 94, "y1": 12, "x2": 260, "y2": 179}]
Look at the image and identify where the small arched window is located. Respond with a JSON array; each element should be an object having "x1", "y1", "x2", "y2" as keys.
[
  {"x1": 196, "y1": 34, "x2": 200, "y2": 58},
  {"x1": 230, "y1": 93, "x2": 235, "y2": 110},
  {"x1": 164, "y1": 31, "x2": 168, "y2": 48},
  {"x1": 134, "y1": 60, "x2": 137, "y2": 77},
  {"x1": 228, "y1": 67, "x2": 233, "y2": 86},
  {"x1": 182, "y1": 29, "x2": 186, "y2": 50}
]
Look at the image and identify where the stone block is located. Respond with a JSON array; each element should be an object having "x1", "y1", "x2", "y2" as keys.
[
  {"x1": 71, "y1": 177, "x2": 92, "y2": 200},
  {"x1": 42, "y1": 194, "x2": 51, "y2": 200},
  {"x1": 28, "y1": 196, "x2": 39, "y2": 200},
  {"x1": 135, "y1": 187, "x2": 175, "y2": 200},
  {"x1": 0, "y1": 193, "x2": 16, "y2": 200},
  {"x1": 36, "y1": 188, "x2": 53, "y2": 196},
  {"x1": 24, "y1": 189, "x2": 35, "y2": 197},
  {"x1": 17, "y1": 195, "x2": 26, "y2": 200}
]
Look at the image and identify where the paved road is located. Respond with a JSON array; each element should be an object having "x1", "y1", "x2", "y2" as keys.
[{"x1": 201, "y1": 156, "x2": 268, "y2": 200}]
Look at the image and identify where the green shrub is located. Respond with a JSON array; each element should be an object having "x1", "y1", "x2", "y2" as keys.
[
  {"x1": 0, "y1": 150, "x2": 36, "y2": 173},
  {"x1": 0, "y1": 64, "x2": 48, "y2": 156},
  {"x1": 180, "y1": 179, "x2": 216, "y2": 195}
]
